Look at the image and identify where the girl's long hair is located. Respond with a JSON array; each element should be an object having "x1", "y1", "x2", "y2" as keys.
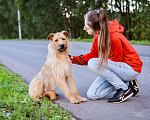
[{"x1": 85, "y1": 9, "x2": 111, "y2": 68}]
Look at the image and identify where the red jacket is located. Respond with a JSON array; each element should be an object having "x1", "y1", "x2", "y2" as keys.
[{"x1": 70, "y1": 19, "x2": 143, "y2": 73}]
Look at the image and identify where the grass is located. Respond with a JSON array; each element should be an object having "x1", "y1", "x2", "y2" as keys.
[
  {"x1": 71, "y1": 39, "x2": 150, "y2": 45},
  {"x1": 1, "y1": 38, "x2": 150, "y2": 45},
  {"x1": 70, "y1": 39, "x2": 150, "y2": 45},
  {"x1": 0, "y1": 63, "x2": 73, "y2": 120},
  {"x1": 129, "y1": 40, "x2": 150, "y2": 45},
  {"x1": 69, "y1": 38, "x2": 93, "y2": 42}
]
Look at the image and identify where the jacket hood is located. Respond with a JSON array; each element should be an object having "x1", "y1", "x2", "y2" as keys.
[{"x1": 109, "y1": 19, "x2": 124, "y2": 33}]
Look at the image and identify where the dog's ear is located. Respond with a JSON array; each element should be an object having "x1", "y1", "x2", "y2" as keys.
[
  {"x1": 62, "y1": 31, "x2": 69, "y2": 38},
  {"x1": 47, "y1": 33, "x2": 54, "y2": 41}
]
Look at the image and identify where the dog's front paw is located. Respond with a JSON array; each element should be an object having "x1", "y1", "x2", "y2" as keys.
[
  {"x1": 76, "y1": 96, "x2": 87, "y2": 102},
  {"x1": 70, "y1": 98, "x2": 80, "y2": 104},
  {"x1": 81, "y1": 98, "x2": 87, "y2": 102}
]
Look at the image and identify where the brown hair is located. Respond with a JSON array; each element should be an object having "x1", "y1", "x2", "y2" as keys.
[{"x1": 84, "y1": 9, "x2": 111, "y2": 68}]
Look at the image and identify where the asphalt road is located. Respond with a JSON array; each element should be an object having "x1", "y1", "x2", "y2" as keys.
[{"x1": 0, "y1": 40, "x2": 150, "y2": 120}]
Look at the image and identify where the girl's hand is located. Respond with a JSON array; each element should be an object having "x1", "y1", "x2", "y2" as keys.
[{"x1": 68, "y1": 55, "x2": 74, "y2": 59}]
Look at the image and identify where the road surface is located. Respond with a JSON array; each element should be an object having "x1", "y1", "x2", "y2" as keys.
[{"x1": 0, "y1": 40, "x2": 150, "y2": 120}]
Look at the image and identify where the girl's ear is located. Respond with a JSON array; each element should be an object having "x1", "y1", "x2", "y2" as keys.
[
  {"x1": 96, "y1": 29, "x2": 100, "y2": 34},
  {"x1": 47, "y1": 33, "x2": 54, "y2": 41},
  {"x1": 62, "y1": 31, "x2": 69, "y2": 38}
]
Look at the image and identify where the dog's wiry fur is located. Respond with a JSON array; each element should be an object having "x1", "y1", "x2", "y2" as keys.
[{"x1": 29, "y1": 31, "x2": 87, "y2": 104}]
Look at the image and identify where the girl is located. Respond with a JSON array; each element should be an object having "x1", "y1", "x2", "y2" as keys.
[{"x1": 69, "y1": 9, "x2": 143, "y2": 103}]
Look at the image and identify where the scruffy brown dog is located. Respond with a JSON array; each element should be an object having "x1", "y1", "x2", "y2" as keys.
[{"x1": 29, "y1": 31, "x2": 87, "y2": 104}]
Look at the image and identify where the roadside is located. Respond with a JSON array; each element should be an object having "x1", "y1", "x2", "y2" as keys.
[
  {"x1": 0, "y1": 62, "x2": 74, "y2": 120},
  {"x1": 0, "y1": 39, "x2": 150, "y2": 45},
  {"x1": 0, "y1": 41, "x2": 150, "y2": 120}
]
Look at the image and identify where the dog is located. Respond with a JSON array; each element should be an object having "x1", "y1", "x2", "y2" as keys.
[{"x1": 29, "y1": 31, "x2": 87, "y2": 104}]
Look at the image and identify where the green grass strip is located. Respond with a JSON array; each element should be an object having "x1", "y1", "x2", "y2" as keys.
[
  {"x1": 129, "y1": 40, "x2": 150, "y2": 45},
  {"x1": 1, "y1": 39, "x2": 150, "y2": 45},
  {"x1": 0, "y1": 63, "x2": 73, "y2": 120},
  {"x1": 70, "y1": 39, "x2": 150, "y2": 45}
]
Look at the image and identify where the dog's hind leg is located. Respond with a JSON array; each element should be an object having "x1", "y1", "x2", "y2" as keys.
[
  {"x1": 43, "y1": 90, "x2": 57, "y2": 100},
  {"x1": 66, "y1": 74, "x2": 87, "y2": 102},
  {"x1": 29, "y1": 79, "x2": 44, "y2": 100}
]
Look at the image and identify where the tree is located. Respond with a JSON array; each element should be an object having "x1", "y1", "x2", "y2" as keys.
[
  {"x1": 107, "y1": 0, "x2": 150, "y2": 40},
  {"x1": 0, "y1": 0, "x2": 149, "y2": 40},
  {"x1": 0, "y1": 0, "x2": 18, "y2": 39},
  {"x1": 19, "y1": 0, "x2": 68, "y2": 39}
]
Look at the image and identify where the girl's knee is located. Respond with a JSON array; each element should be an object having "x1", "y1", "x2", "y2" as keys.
[
  {"x1": 87, "y1": 88, "x2": 103, "y2": 100},
  {"x1": 87, "y1": 89, "x2": 103, "y2": 100},
  {"x1": 88, "y1": 58, "x2": 99, "y2": 71},
  {"x1": 87, "y1": 86, "x2": 114, "y2": 100},
  {"x1": 87, "y1": 89, "x2": 96, "y2": 100}
]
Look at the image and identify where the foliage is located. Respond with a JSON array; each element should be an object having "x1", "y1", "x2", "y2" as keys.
[
  {"x1": 0, "y1": 0, "x2": 149, "y2": 40},
  {"x1": 0, "y1": 0, "x2": 18, "y2": 39},
  {"x1": 0, "y1": 63, "x2": 72, "y2": 119},
  {"x1": 110, "y1": 0, "x2": 150, "y2": 40}
]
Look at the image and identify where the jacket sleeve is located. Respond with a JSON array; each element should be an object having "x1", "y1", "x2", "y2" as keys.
[{"x1": 70, "y1": 34, "x2": 99, "y2": 65}]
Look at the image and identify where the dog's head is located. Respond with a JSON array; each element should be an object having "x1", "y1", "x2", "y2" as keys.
[{"x1": 47, "y1": 31, "x2": 69, "y2": 52}]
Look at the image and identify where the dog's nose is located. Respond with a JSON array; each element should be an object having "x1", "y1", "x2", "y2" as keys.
[{"x1": 59, "y1": 44, "x2": 65, "y2": 48}]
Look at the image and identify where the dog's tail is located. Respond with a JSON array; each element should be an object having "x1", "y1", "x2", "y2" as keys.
[{"x1": 29, "y1": 79, "x2": 44, "y2": 100}]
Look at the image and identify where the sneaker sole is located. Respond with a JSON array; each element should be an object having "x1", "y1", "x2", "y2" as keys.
[
  {"x1": 133, "y1": 79, "x2": 140, "y2": 97},
  {"x1": 109, "y1": 92, "x2": 133, "y2": 103}
]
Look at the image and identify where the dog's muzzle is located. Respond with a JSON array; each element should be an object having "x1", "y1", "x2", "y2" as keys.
[{"x1": 57, "y1": 44, "x2": 67, "y2": 52}]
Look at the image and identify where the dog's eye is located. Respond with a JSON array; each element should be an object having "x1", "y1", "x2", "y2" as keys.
[
  {"x1": 62, "y1": 38, "x2": 65, "y2": 40},
  {"x1": 55, "y1": 39, "x2": 58, "y2": 42}
]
